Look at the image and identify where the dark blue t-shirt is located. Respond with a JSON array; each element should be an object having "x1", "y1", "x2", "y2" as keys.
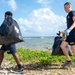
[{"x1": 67, "y1": 10, "x2": 75, "y2": 36}]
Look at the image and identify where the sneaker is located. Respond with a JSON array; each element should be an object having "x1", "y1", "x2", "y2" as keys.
[
  {"x1": 16, "y1": 67, "x2": 24, "y2": 72},
  {"x1": 62, "y1": 61, "x2": 72, "y2": 67}
]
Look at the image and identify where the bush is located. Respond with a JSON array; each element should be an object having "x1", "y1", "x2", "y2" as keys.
[{"x1": 4, "y1": 48, "x2": 73, "y2": 65}]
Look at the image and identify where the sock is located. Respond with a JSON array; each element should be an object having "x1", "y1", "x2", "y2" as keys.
[
  {"x1": 67, "y1": 60, "x2": 71, "y2": 62},
  {"x1": 17, "y1": 64, "x2": 22, "y2": 69}
]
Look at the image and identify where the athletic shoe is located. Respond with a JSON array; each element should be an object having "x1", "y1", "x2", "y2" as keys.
[
  {"x1": 16, "y1": 67, "x2": 24, "y2": 72},
  {"x1": 62, "y1": 61, "x2": 72, "y2": 67}
]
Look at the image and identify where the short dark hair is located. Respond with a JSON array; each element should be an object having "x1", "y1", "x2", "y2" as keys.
[
  {"x1": 5, "y1": 11, "x2": 13, "y2": 16},
  {"x1": 64, "y1": 2, "x2": 71, "y2": 6}
]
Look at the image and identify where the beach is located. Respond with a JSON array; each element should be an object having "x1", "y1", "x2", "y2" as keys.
[{"x1": 0, "y1": 37, "x2": 75, "y2": 75}]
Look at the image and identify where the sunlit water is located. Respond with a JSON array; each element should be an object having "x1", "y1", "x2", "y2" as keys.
[{"x1": 16, "y1": 37, "x2": 54, "y2": 50}]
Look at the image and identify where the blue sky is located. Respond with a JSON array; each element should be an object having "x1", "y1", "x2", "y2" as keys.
[{"x1": 0, "y1": 0, "x2": 75, "y2": 37}]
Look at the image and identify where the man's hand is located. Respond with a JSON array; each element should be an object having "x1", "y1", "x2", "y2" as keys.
[{"x1": 64, "y1": 29, "x2": 71, "y2": 36}]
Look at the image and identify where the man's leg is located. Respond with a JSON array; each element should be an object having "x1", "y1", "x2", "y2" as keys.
[
  {"x1": 12, "y1": 53, "x2": 21, "y2": 65},
  {"x1": 12, "y1": 53, "x2": 23, "y2": 71},
  {"x1": 10, "y1": 44, "x2": 23, "y2": 71},
  {"x1": 71, "y1": 45, "x2": 75, "y2": 57},
  {"x1": 60, "y1": 41, "x2": 72, "y2": 66},
  {"x1": 70, "y1": 45, "x2": 75, "y2": 70},
  {"x1": 0, "y1": 50, "x2": 5, "y2": 69},
  {"x1": 60, "y1": 41, "x2": 71, "y2": 61}
]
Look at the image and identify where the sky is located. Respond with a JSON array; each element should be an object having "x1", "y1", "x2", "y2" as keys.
[{"x1": 0, "y1": 0, "x2": 75, "y2": 37}]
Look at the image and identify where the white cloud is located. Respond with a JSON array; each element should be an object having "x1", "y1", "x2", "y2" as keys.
[
  {"x1": 17, "y1": 8, "x2": 66, "y2": 36},
  {"x1": 36, "y1": 0, "x2": 53, "y2": 5},
  {"x1": 7, "y1": 0, "x2": 17, "y2": 11}
]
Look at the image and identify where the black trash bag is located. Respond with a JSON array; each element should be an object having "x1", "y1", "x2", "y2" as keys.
[
  {"x1": 0, "y1": 16, "x2": 13, "y2": 35},
  {"x1": 51, "y1": 36, "x2": 72, "y2": 56},
  {"x1": 0, "y1": 16, "x2": 24, "y2": 45}
]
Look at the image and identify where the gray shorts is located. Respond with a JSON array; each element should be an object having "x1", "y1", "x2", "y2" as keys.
[{"x1": 1, "y1": 44, "x2": 16, "y2": 54}]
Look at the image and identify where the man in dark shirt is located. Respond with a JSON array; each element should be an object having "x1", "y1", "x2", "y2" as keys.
[
  {"x1": 60, "y1": 2, "x2": 75, "y2": 67},
  {"x1": 0, "y1": 11, "x2": 23, "y2": 72}
]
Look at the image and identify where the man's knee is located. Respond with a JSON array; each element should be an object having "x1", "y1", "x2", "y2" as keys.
[
  {"x1": 60, "y1": 42, "x2": 63, "y2": 49},
  {"x1": 60, "y1": 41, "x2": 68, "y2": 49},
  {"x1": 60, "y1": 42, "x2": 64, "y2": 49}
]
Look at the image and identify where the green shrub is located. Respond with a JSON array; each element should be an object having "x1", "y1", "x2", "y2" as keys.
[
  {"x1": 39, "y1": 57, "x2": 51, "y2": 65},
  {"x1": 4, "y1": 48, "x2": 74, "y2": 65}
]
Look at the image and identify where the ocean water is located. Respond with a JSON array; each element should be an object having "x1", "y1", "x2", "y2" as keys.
[{"x1": 16, "y1": 37, "x2": 55, "y2": 50}]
